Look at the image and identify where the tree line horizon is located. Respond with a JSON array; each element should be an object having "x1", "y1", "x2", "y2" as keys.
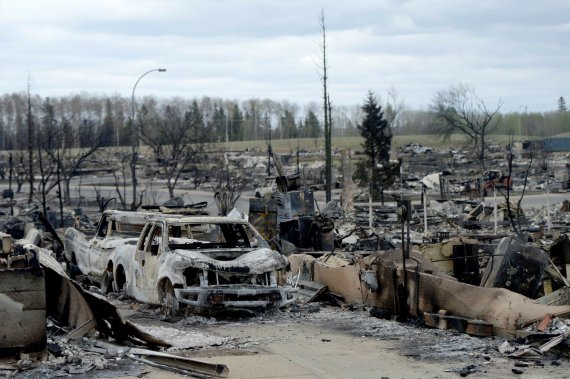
[{"x1": 0, "y1": 91, "x2": 568, "y2": 152}]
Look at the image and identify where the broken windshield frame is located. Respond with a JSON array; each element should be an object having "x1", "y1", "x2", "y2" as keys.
[{"x1": 165, "y1": 220, "x2": 269, "y2": 250}]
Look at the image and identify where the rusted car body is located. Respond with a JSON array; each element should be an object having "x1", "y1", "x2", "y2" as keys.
[{"x1": 110, "y1": 216, "x2": 297, "y2": 315}]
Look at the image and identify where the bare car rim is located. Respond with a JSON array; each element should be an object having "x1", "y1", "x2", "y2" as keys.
[{"x1": 162, "y1": 281, "x2": 179, "y2": 316}]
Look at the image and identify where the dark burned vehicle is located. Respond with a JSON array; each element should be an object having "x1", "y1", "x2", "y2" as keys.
[{"x1": 110, "y1": 216, "x2": 297, "y2": 315}]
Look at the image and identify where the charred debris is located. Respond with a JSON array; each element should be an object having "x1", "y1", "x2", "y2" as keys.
[
  {"x1": 0, "y1": 202, "x2": 230, "y2": 377},
  {"x1": 251, "y1": 143, "x2": 570, "y2": 355},
  {"x1": 1, "y1": 142, "x2": 570, "y2": 376}
]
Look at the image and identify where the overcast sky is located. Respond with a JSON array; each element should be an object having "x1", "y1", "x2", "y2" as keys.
[{"x1": 1, "y1": 0, "x2": 568, "y2": 112}]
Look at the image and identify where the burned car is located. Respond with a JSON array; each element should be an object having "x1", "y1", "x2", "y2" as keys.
[
  {"x1": 63, "y1": 210, "x2": 170, "y2": 290},
  {"x1": 110, "y1": 216, "x2": 297, "y2": 315}
]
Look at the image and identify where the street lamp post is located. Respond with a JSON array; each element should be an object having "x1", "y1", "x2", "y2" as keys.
[
  {"x1": 130, "y1": 68, "x2": 166, "y2": 210},
  {"x1": 131, "y1": 68, "x2": 167, "y2": 143}
]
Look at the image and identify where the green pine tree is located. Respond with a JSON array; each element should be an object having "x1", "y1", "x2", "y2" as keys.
[
  {"x1": 305, "y1": 110, "x2": 321, "y2": 139},
  {"x1": 356, "y1": 91, "x2": 400, "y2": 203},
  {"x1": 558, "y1": 96, "x2": 567, "y2": 113}
]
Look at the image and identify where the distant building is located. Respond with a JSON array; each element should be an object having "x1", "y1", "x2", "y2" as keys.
[{"x1": 543, "y1": 137, "x2": 570, "y2": 152}]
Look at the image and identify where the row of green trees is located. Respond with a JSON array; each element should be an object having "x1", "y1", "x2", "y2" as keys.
[
  {"x1": 1, "y1": 91, "x2": 568, "y2": 154},
  {"x1": 0, "y1": 94, "x2": 326, "y2": 152}
]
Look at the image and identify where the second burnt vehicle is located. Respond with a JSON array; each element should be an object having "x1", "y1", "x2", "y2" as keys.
[
  {"x1": 109, "y1": 216, "x2": 297, "y2": 315},
  {"x1": 63, "y1": 210, "x2": 165, "y2": 290}
]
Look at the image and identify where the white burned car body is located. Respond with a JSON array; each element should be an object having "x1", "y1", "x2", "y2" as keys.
[
  {"x1": 111, "y1": 216, "x2": 297, "y2": 314},
  {"x1": 63, "y1": 210, "x2": 159, "y2": 282}
]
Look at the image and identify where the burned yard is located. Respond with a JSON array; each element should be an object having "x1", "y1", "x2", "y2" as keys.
[{"x1": 1, "y1": 134, "x2": 570, "y2": 379}]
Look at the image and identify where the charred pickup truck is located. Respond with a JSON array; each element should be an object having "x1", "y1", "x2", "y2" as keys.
[
  {"x1": 63, "y1": 210, "x2": 167, "y2": 290},
  {"x1": 107, "y1": 216, "x2": 297, "y2": 315}
]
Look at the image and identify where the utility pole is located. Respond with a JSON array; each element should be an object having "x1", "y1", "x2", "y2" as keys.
[
  {"x1": 26, "y1": 79, "x2": 34, "y2": 205},
  {"x1": 320, "y1": 10, "x2": 332, "y2": 202}
]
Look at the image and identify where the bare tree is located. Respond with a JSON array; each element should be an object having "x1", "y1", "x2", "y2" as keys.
[
  {"x1": 384, "y1": 87, "x2": 404, "y2": 131},
  {"x1": 140, "y1": 102, "x2": 206, "y2": 199},
  {"x1": 100, "y1": 149, "x2": 153, "y2": 211},
  {"x1": 20, "y1": 96, "x2": 107, "y2": 216},
  {"x1": 504, "y1": 135, "x2": 531, "y2": 240},
  {"x1": 35, "y1": 146, "x2": 57, "y2": 215},
  {"x1": 36, "y1": 98, "x2": 60, "y2": 214},
  {"x1": 431, "y1": 84, "x2": 502, "y2": 172},
  {"x1": 212, "y1": 153, "x2": 250, "y2": 216},
  {"x1": 13, "y1": 152, "x2": 28, "y2": 193},
  {"x1": 44, "y1": 118, "x2": 104, "y2": 206},
  {"x1": 106, "y1": 151, "x2": 136, "y2": 210}
]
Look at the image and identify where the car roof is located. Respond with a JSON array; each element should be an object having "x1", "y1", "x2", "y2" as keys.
[
  {"x1": 100, "y1": 210, "x2": 186, "y2": 223},
  {"x1": 149, "y1": 215, "x2": 249, "y2": 225}
]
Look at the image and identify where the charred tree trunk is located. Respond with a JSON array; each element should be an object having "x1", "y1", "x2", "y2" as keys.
[
  {"x1": 506, "y1": 135, "x2": 531, "y2": 240},
  {"x1": 57, "y1": 155, "x2": 64, "y2": 227},
  {"x1": 321, "y1": 10, "x2": 332, "y2": 203},
  {"x1": 27, "y1": 81, "x2": 34, "y2": 205}
]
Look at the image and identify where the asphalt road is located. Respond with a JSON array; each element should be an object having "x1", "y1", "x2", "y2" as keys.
[{"x1": 0, "y1": 177, "x2": 567, "y2": 217}]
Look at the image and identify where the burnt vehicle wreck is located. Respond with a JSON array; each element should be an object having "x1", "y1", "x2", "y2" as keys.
[
  {"x1": 62, "y1": 204, "x2": 206, "y2": 291},
  {"x1": 109, "y1": 216, "x2": 297, "y2": 315},
  {"x1": 63, "y1": 210, "x2": 158, "y2": 286}
]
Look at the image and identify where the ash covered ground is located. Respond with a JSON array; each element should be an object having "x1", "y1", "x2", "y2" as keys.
[{"x1": 7, "y1": 300, "x2": 568, "y2": 379}]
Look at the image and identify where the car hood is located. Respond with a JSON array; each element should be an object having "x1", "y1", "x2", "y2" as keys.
[{"x1": 169, "y1": 247, "x2": 288, "y2": 274}]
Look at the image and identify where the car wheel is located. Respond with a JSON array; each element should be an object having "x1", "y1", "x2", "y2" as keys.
[
  {"x1": 100, "y1": 270, "x2": 114, "y2": 294},
  {"x1": 162, "y1": 281, "x2": 179, "y2": 316}
]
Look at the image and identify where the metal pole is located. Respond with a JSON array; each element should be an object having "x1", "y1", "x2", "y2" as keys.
[
  {"x1": 400, "y1": 205, "x2": 408, "y2": 318},
  {"x1": 369, "y1": 166, "x2": 373, "y2": 228},
  {"x1": 493, "y1": 186, "x2": 498, "y2": 235},
  {"x1": 131, "y1": 68, "x2": 167, "y2": 144},
  {"x1": 225, "y1": 116, "x2": 229, "y2": 152},
  {"x1": 423, "y1": 186, "x2": 428, "y2": 236},
  {"x1": 130, "y1": 68, "x2": 166, "y2": 210},
  {"x1": 8, "y1": 153, "x2": 13, "y2": 216},
  {"x1": 546, "y1": 178, "x2": 551, "y2": 232}
]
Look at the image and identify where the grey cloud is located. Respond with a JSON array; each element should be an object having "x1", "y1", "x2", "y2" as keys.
[{"x1": 0, "y1": 0, "x2": 569, "y2": 112}]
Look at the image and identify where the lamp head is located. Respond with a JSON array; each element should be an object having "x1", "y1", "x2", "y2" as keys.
[{"x1": 158, "y1": 68, "x2": 167, "y2": 72}]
